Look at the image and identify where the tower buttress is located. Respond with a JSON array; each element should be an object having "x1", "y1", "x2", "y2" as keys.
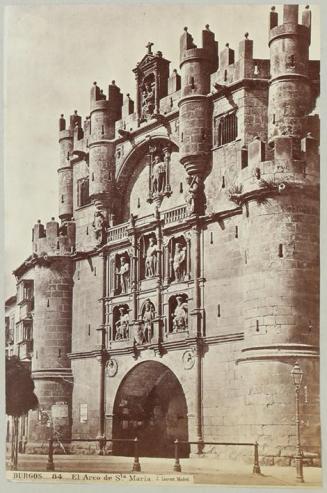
[
  {"x1": 268, "y1": 5, "x2": 313, "y2": 145},
  {"x1": 58, "y1": 114, "x2": 73, "y2": 222},
  {"x1": 179, "y1": 25, "x2": 218, "y2": 216},
  {"x1": 88, "y1": 81, "x2": 123, "y2": 225}
]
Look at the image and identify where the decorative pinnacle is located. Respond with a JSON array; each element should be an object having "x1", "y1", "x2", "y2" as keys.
[
  {"x1": 184, "y1": 26, "x2": 188, "y2": 32},
  {"x1": 271, "y1": 6, "x2": 275, "y2": 11},
  {"x1": 245, "y1": 32, "x2": 249, "y2": 39},
  {"x1": 146, "y1": 41, "x2": 154, "y2": 54}
]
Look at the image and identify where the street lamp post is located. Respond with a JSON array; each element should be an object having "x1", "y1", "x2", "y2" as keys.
[{"x1": 291, "y1": 361, "x2": 304, "y2": 483}]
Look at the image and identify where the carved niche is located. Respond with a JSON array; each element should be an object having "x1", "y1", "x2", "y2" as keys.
[
  {"x1": 140, "y1": 73, "x2": 155, "y2": 122},
  {"x1": 140, "y1": 234, "x2": 159, "y2": 279},
  {"x1": 164, "y1": 235, "x2": 190, "y2": 284},
  {"x1": 113, "y1": 304, "x2": 130, "y2": 341},
  {"x1": 135, "y1": 298, "x2": 156, "y2": 345},
  {"x1": 169, "y1": 294, "x2": 188, "y2": 333},
  {"x1": 133, "y1": 42, "x2": 170, "y2": 126},
  {"x1": 147, "y1": 141, "x2": 172, "y2": 205},
  {"x1": 114, "y1": 252, "x2": 131, "y2": 295}
]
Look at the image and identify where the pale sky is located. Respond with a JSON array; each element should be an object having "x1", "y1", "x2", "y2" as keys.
[{"x1": 4, "y1": 2, "x2": 320, "y2": 298}]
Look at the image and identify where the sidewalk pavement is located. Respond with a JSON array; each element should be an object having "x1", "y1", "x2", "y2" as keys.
[{"x1": 6, "y1": 453, "x2": 323, "y2": 487}]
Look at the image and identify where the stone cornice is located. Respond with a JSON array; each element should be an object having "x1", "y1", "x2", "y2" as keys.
[
  {"x1": 211, "y1": 78, "x2": 269, "y2": 103},
  {"x1": 13, "y1": 253, "x2": 73, "y2": 279},
  {"x1": 68, "y1": 332, "x2": 245, "y2": 360},
  {"x1": 236, "y1": 343, "x2": 319, "y2": 364},
  {"x1": 32, "y1": 368, "x2": 73, "y2": 380},
  {"x1": 68, "y1": 349, "x2": 102, "y2": 360}
]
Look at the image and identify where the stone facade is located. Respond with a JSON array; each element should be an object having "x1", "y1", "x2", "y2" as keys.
[{"x1": 6, "y1": 5, "x2": 320, "y2": 465}]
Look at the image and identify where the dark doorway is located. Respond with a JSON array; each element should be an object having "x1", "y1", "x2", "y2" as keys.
[{"x1": 112, "y1": 361, "x2": 189, "y2": 458}]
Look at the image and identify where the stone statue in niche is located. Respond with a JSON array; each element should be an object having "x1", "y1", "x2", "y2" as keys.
[
  {"x1": 92, "y1": 211, "x2": 107, "y2": 246},
  {"x1": 118, "y1": 255, "x2": 130, "y2": 294},
  {"x1": 147, "y1": 143, "x2": 172, "y2": 204},
  {"x1": 145, "y1": 236, "x2": 158, "y2": 278},
  {"x1": 173, "y1": 242, "x2": 186, "y2": 282},
  {"x1": 172, "y1": 295, "x2": 188, "y2": 332},
  {"x1": 115, "y1": 306, "x2": 129, "y2": 340},
  {"x1": 141, "y1": 80, "x2": 155, "y2": 121},
  {"x1": 136, "y1": 299, "x2": 155, "y2": 344},
  {"x1": 152, "y1": 155, "x2": 167, "y2": 194}
]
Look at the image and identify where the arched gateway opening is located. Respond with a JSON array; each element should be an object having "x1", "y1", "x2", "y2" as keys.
[{"x1": 112, "y1": 361, "x2": 190, "y2": 458}]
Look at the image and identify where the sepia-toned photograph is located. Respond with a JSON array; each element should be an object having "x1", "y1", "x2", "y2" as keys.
[{"x1": 4, "y1": 1, "x2": 323, "y2": 488}]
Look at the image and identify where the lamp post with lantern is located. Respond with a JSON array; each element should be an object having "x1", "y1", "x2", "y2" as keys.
[{"x1": 291, "y1": 361, "x2": 304, "y2": 483}]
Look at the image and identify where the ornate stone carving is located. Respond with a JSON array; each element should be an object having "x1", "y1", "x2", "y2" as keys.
[
  {"x1": 173, "y1": 242, "x2": 187, "y2": 282},
  {"x1": 144, "y1": 235, "x2": 158, "y2": 278},
  {"x1": 92, "y1": 211, "x2": 107, "y2": 246},
  {"x1": 141, "y1": 75, "x2": 155, "y2": 122},
  {"x1": 115, "y1": 254, "x2": 130, "y2": 294},
  {"x1": 106, "y1": 358, "x2": 118, "y2": 377},
  {"x1": 152, "y1": 154, "x2": 167, "y2": 194},
  {"x1": 171, "y1": 294, "x2": 188, "y2": 332},
  {"x1": 135, "y1": 299, "x2": 155, "y2": 344},
  {"x1": 166, "y1": 236, "x2": 188, "y2": 283},
  {"x1": 147, "y1": 142, "x2": 172, "y2": 205},
  {"x1": 182, "y1": 350, "x2": 195, "y2": 370},
  {"x1": 113, "y1": 305, "x2": 129, "y2": 341},
  {"x1": 184, "y1": 175, "x2": 206, "y2": 216}
]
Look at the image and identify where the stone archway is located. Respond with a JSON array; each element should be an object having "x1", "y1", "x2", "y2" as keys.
[{"x1": 112, "y1": 361, "x2": 189, "y2": 458}]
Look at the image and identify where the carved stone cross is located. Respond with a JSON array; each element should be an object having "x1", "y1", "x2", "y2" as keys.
[{"x1": 146, "y1": 41, "x2": 154, "y2": 54}]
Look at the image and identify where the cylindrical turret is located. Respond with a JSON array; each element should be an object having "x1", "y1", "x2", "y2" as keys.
[
  {"x1": 235, "y1": 5, "x2": 320, "y2": 460},
  {"x1": 28, "y1": 258, "x2": 74, "y2": 445},
  {"x1": 268, "y1": 5, "x2": 313, "y2": 143},
  {"x1": 89, "y1": 81, "x2": 122, "y2": 222},
  {"x1": 58, "y1": 114, "x2": 73, "y2": 221},
  {"x1": 179, "y1": 26, "x2": 218, "y2": 215}
]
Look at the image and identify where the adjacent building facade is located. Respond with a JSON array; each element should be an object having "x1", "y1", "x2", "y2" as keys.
[{"x1": 6, "y1": 5, "x2": 320, "y2": 465}]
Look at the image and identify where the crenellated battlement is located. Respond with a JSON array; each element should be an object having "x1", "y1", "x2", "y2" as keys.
[
  {"x1": 90, "y1": 80, "x2": 123, "y2": 119},
  {"x1": 237, "y1": 130, "x2": 319, "y2": 198},
  {"x1": 211, "y1": 35, "x2": 270, "y2": 90},
  {"x1": 179, "y1": 25, "x2": 218, "y2": 73},
  {"x1": 32, "y1": 218, "x2": 75, "y2": 256},
  {"x1": 269, "y1": 5, "x2": 311, "y2": 44}
]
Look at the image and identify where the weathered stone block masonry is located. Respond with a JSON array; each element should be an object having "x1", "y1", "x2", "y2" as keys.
[{"x1": 7, "y1": 5, "x2": 320, "y2": 465}]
